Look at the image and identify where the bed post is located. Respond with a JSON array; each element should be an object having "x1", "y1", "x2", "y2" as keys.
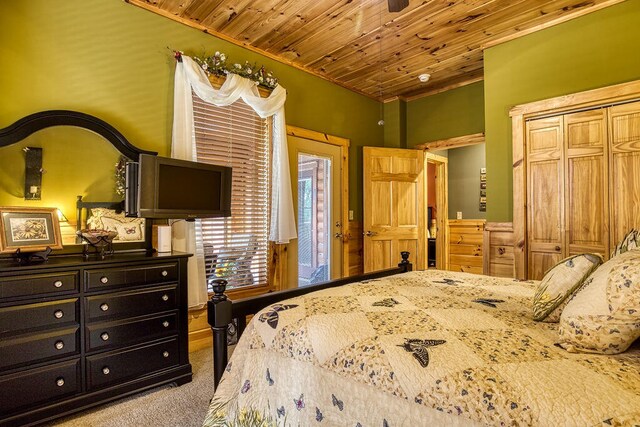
[
  {"x1": 207, "y1": 279, "x2": 231, "y2": 390},
  {"x1": 399, "y1": 251, "x2": 412, "y2": 272}
]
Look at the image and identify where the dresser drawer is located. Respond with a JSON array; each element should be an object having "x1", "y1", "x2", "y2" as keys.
[
  {"x1": 85, "y1": 286, "x2": 177, "y2": 321},
  {"x1": 86, "y1": 312, "x2": 178, "y2": 352},
  {"x1": 0, "y1": 299, "x2": 78, "y2": 335},
  {"x1": 0, "y1": 271, "x2": 78, "y2": 300},
  {"x1": 86, "y1": 338, "x2": 180, "y2": 390},
  {"x1": 85, "y1": 262, "x2": 178, "y2": 291},
  {"x1": 0, "y1": 326, "x2": 80, "y2": 370},
  {"x1": 0, "y1": 359, "x2": 81, "y2": 416}
]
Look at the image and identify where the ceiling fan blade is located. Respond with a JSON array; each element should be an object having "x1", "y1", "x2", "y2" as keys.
[{"x1": 388, "y1": 0, "x2": 409, "y2": 12}]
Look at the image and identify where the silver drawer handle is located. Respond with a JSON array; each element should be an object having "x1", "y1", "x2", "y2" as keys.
[
  {"x1": 162, "y1": 320, "x2": 170, "y2": 328},
  {"x1": 162, "y1": 351, "x2": 169, "y2": 358},
  {"x1": 56, "y1": 378, "x2": 65, "y2": 387},
  {"x1": 161, "y1": 270, "x2": 168, "y2": 277},
  {"x1": 100, "y1": 276, "x2": 109, "y2": 284},
  {"x1": 55, "y1": 340, "x2": 64, "y2": 350},
  {"x1": 101, "y1": 332, "x2": 110, "y2": 341},
  {"x1": 161, "y1": 294, "x2": 169, "y2": 302},
  {"x1": 102, "y1": 366, "x2": 110, "y2": 375},
  {"x1": 53, "y1": 280, "x2": 63, "y2": 288},
  {"x1": 54, "y1": 310, "x2": 64, "y2": 319},
  {"x1": 100, "y1": 303, "x2": 109, "y2": 312}
]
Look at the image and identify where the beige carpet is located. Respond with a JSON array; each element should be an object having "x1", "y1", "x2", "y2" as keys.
[{"x1": 49, "y1": 347, "x2": 215, "y2": 427}]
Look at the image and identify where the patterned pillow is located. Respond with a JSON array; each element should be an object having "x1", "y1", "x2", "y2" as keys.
[
  {"x1": 101, "y1": 216, "x2": 145, "y2": 242},
  {"x1": 612, "y1": 229, "x2": 639, "y2": 257},
  {"x1": 557, "y1": 250, "x2": 640, "y2": 354},
  {"x1": 532, "y1": 253, "x2": 603, "y2": 322}
]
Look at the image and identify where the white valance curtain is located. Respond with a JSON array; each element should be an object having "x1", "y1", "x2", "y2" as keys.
[{"x1": 171, "y1": 54, "x2": 296, "y2": 309}]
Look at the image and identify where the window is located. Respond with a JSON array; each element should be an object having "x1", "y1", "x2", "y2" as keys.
[{"x1": 192, "y1": 93, "x2": 270, "y2": 290}]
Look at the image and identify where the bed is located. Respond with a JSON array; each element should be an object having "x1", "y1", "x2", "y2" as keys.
[{"x1": 205, "y1": 256, "x2": 640, "y2": 426}]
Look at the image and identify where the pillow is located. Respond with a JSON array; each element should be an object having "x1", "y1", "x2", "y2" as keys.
[
  {"x1": 100, "y1": 216, "x2": 145, "y2": 242},
  {"x1": 532, "y1": 253, "x2": 603, "y2": 322},
  {"x1": 612, "y1": 229, "x2": 639, "y2": 257},
  {"x1": 557, "y1": 250, "x2": 640, "y2": 354}
]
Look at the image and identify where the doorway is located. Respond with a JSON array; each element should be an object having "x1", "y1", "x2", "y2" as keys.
[
  {"x1": 425, "y1": 152, "x2": 448, "y2": 270},
  {"x1": 287, "y1": 128, "x2": 348, "y2": 288}
]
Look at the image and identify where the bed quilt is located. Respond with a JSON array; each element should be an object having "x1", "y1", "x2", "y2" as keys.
[{"x1": 203, "y1": 270, "x2": 640, "y2": 427}]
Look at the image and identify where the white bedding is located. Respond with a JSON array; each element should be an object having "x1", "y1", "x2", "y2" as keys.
[{"x1": 204, "y1": 270, "x2": 640, "y2": 426}]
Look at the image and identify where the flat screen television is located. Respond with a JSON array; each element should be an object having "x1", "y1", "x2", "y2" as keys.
[{"x1": 126, "y1": 154, "x2": 232, "y2": 219}]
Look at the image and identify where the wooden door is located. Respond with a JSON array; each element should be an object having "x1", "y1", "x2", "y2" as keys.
[
  {"x1": 609, "y1": 101, "x2": 640, "y2": 246},
  {"x1": 526, "y1": 116, "x2": 564, "y2": 279},
  {"x1": 564, "y1": 109, "x2": 609, "y2": 258},
  {"x1": 288, "y1": 136, "x2": 344, "y2": 287},
  {"x1": 363, "y1": 147, "x2": 426, "y2": 272}
]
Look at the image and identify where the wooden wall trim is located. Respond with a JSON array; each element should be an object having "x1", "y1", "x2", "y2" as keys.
[
  {"x1": 482, "y1": 0, "x2": 626, "y2": 50},
  {"x1": 510, "y1": 79, "x2": 640, "y2": 279},
  {"x1": 286, "y1": 125, "x2": 350, "y2": 148},
  {"x1": 510, "y1": 80, "x2": 640, "y2": 118},
  {"x1": 416, "y1": 132, "x2": 485, "y2": 151}
]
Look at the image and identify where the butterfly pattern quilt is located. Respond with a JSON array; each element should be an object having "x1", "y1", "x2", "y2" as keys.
[{"x1": 203, "y1": 270, "x2": 640, "y2": 426}]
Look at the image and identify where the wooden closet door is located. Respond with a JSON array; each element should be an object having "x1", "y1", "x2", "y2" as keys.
[
  {"x1": 609, "y1": 101, "x2": 640, "y2": 247},
  {"x1": 527, "y1": 116, "x2": 564, "y2": 280},
  {"x1": 564, "y1": 109, "x2": 609, "y2": 259}
]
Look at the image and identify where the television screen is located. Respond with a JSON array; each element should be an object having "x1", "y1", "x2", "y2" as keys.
[
  {"x1": 130, "y1": 154, "x2": 232, "y2": 219},
  {"x1": 157, "y1": 164, "x2": 222, "y2": 211}
]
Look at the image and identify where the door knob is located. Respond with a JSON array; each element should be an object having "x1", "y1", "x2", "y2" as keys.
[
  {"x1": 334, "y1": 233, "x2": 343, "y2": 238},
  {"x1": 364, "y1": 230, "x2": 378, "y2": 237}
]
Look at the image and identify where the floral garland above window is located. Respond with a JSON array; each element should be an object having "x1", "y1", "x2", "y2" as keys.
[{"x1": 190, "y1": 51, "x2": 279, "y2": 89}]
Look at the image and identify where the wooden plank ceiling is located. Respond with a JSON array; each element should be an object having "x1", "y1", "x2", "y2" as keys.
[{"x1": 127, "y1": 0, "x2": 624, "y2": 100}]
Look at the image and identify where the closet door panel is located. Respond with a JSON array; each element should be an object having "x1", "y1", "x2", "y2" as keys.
[
  {"x1": 610, "y1": 101, "x2": 640, "y2": 246},
  {"x1": 527, "y1": 116, "x2": 564, "y2": 280},
  {"x1": 565, "y1": 110, "x2": 608, "y2": 258}
]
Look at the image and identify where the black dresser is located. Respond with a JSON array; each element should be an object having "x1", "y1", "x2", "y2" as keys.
[{"x1": 0, "y1": 251, "x2": 193, "y2": 426}]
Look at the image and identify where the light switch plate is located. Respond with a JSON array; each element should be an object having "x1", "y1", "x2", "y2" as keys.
[{"x1": 456, "y1": 211, "x2": 462, "y2": 219}]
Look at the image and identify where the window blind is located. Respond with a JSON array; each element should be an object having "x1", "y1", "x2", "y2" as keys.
[{"x1": 192, "y1": 93, "x2": 270, "y2": 290}]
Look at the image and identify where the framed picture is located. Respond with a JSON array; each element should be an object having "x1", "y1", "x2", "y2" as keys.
[
  {"x1": 0, "y1": 207, "x2": 63, "y2": 253},
  {"x1": 480, "y1": 189, "x2": 487, "y2": 197},
  {"x1": 480, "y1": 173, "x2": 487, "y2": 182},
  {"x1": 480, "y1": 182, "x2": 487, "y2": 189}
]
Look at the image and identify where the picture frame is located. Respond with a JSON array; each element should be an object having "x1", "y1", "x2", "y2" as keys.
[
  {"x1": 480, "y1": 182, "x2": 487, "y2": 189},
  {"x1": 480, "y1": 173, "x2": 487, "y2": 182},
  {"x1": 0, "y1": 207, "x2": 63, "y2": 253}
]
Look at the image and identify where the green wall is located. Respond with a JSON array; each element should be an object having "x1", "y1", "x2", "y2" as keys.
[
  {"x1": 405, "y1": 81, "x2": 485, "y2": 220},
  {"x1": 406, "y1": 81, "x2": 485, "y2": 147},
  {"x1": 383, "y1": 99, "x2": 407, "y2": 148},
  {"x1": 0, "y1": 0, "x2": 382, "y2": 223},
  {"x1": 447, "y1": 143, "x2": 486, "y2": 220},
  {"x1": 484, "y1": 0, "x2": 640, "y2": 221}
]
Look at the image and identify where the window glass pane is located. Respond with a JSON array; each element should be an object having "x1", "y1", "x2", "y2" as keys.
[{"x1": 192, "y1": 93, "x2": 270, "y2": 290}]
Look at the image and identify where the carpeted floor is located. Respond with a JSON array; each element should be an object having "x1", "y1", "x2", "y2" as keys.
[{"x1": 49, "y1": 347, "x2": 215, "y2": 427}]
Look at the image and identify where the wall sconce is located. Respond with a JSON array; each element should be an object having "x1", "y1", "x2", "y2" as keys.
[{"x1": 24, "y1": 147, "x2": 43, "y2": 200}]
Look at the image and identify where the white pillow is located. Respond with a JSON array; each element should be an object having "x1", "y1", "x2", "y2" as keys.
[
  {"x1": 101, "y1": 216, "x2": 144, "y2": 242},
  {"x1": 532, "y1": 253, "x2": 602, "y2": 322},
  {"x1": 557, "y1": 250, "x2": 640, "y2": 354}
]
